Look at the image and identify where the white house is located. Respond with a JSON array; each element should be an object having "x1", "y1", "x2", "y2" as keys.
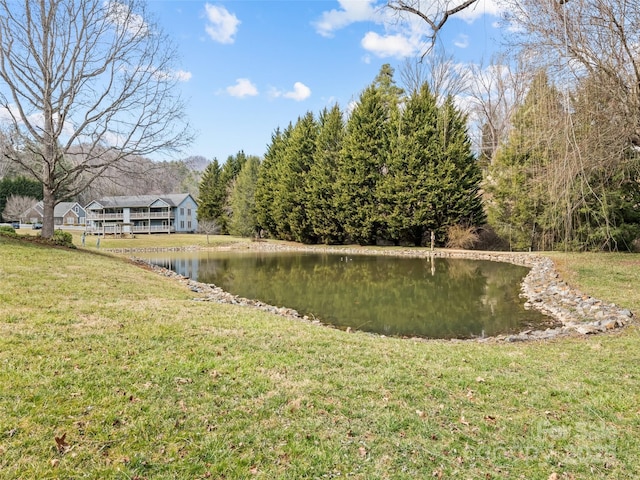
[{"x1": 84, "y1": 194, "x2": 198, "y2": 235}]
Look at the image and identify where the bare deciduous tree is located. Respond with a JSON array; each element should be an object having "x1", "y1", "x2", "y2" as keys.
[
  {"x1": 501, "y1": 0, "x2": 640, "y2": 249},
  {"x1": 503, "y1": 0, "x2": 640, "y2": 150},
  {"x1": 465, "y1": 55, "x2": 534, "y2": 164},
  {"x1": 0, "y1": 0, "x2": 192, "y2": 238},
  {"x1": 2, "y1": 194, "x2": 36, "y2": 222},
  {"x1": 400, "y1": 47, "x2": 470, "y2": 104},
  {"x1": 386, "y1": 0, "x2": 479, "y2": 54},
  {"x1": 197, "y1": 218, "x2": 221, "y2": 245}
]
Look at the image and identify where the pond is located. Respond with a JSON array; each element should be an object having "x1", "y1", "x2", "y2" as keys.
[{"x1": 141, "y1": 250, "x2": 554, "y2": 339}]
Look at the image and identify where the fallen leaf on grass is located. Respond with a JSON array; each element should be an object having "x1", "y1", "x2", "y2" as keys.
[
  {"x1": 54, "y1": 433, "x2": 69, "y2": 454},
  {"x1": 358, "y1": 446, "x2": 367, "y2": 457},
  {"x1": 459, "y1": 416, "x2": 470, "y2": 426}
]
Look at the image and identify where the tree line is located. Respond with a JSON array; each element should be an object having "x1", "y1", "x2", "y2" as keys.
[
  {"x1": 480, "y1": 0, "x2": 640, "y2": 252},
  {"x1": 198, "y1": 65, "x2": 485, "y2": 247}
]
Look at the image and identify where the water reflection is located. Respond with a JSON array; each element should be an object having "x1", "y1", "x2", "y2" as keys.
[{"x1": 143, "y1": 251, "x2": 552, "y2": 339}]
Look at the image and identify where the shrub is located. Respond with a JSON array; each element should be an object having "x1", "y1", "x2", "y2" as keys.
[
  {"x1": 445, "y1": 224, "x2": 479, "y2": 250},
  {"x1": 52, "y1": 229, "x2": 75, "y2": 248},
  {"x1": 0, "y1": 225, "x2": 17, "y2": 237},
  {"x1": 473, "y1": 224, "x2": 510, "y2": 251}
]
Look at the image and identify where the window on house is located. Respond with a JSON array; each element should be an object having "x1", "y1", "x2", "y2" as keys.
[
  {"x1": 180, "y1": 221, "x2": 184, "y2": 229},
  {"x1": 187, "y1": 221, "x2": 192, "y2": 229},
  {"x1": 187, "y1": 208, "x2": 191, "y2": 216},
  {"x1": 180, "y1": 207, "x2": 184, "y2": 215}
]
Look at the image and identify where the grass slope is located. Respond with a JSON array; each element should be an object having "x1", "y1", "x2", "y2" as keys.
[{"x1": 1, "y1": 235, "x2": 639, "y2": 479}]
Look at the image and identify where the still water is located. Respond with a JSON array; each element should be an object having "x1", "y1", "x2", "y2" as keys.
[{"x1": 142, "y1": 250, "x2": 553, "y2": 339}]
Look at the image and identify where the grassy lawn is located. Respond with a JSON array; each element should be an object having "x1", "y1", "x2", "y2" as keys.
[
  {"x1": 1, "y1": 235, "x2": 639, "y2": 479},
  {"x1": 15, "y1": 228, "x2": 250, "y2": 250}
]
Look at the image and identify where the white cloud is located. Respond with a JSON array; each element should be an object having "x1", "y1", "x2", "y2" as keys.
[
  {"x1": 129, "y1": 65, "x2": 193, "y2": 83},
  {"x1": 226, "y1": 78, "x2": 258, "y2": 98},
  {"x1": 314, "y1": 0, "x2": 509, "y2": 60},
  {"x1": 361, "y1": 31, "x2": 420, "y2": 58},
  {"x1": 313, "y1": 0, "x2": 381, "y2": 37},
  {"x1": 454, "y1": 34, "x2": 470, "y2": 49},
  {"x1": 284, "y1": 82, "x2": 311, "y2": 101},
  {"x1": 174, "y1": 70, "x2": 192, "y2": 82},
  {"x1": 456, "y1": 0, "x2": 508, "y2": 23},
  {"x1": 0, "y1": 104, "x2": 75, "y2": 138},
  {"x1": 204, "y1": 4, "x2": 240, "y2": 44},
  {"x1": 269, "y1": 82, "x2": 312, "y2": 101},
  {"x1": 105, "y1": 1, "x2": 149, "y2": 37}
]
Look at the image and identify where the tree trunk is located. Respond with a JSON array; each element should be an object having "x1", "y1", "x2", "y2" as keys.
[{"x1": 42, "y1": 187, "x2": 56, "y2": 239}]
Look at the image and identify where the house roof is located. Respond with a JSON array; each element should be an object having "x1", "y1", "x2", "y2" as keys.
[
  {"x1": 54, "y1": 202, "x2": 84, "y2": 217},
  {"x1": 29, "y1": 201, "x2": 83, "y2": 218},
  {"x1": 87, "y1": 194, "x2": 193, "y2": 209}
]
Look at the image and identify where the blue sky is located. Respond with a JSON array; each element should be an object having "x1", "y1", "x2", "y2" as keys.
[{"x1": 147, "y1": 0, "x2": 507, "y2": 162}]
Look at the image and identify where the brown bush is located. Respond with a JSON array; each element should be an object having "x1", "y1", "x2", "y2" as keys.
[{"x1": 445, "y1": 224, "x2": 479, "y2": 250}]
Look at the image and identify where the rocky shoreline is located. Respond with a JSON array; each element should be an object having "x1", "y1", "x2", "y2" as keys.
[{"x1": 126, "y1": 242, "x2": 634, "y2": 342}]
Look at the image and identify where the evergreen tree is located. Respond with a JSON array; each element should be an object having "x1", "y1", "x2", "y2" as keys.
[
  {"x1": 485, "y1": 71, "x2": 562, "y2": 250},
  {"x1": 228, "y1": 156, "x2": 261, "y2": 237},
  {"x1": 373, "y1": 64, "x2": 404, "y2": 121},
  {"x1": 377, "y1": 85, "x2": 483, "y2": 246},
  {"x1": 197, "y1": 159, "x2": 224, "y2": 224},
  {"x1": 306, "y1": 105, "x2": 346, "y2": 244},
  {"x1": 270, "y1": 112, "x2": 318, "y2": 243},
  {"x1": 216, "y1": 151, "x2": 249, "y2": 233},
  {"x1": 434, "y1": 96, "x2": 485, "y2": 241},
  {"x1": 220, "y1": 151, "x2": 248, "y2": 191},
  {"x1": 378, "y1": 82, "x2": 441, "y2": 245},
  {"x1": 255, "y1": 126, "x2": 291, "y2": 237},
  {"x1": 336, "y1": 69, "x2": 399, "y2": 245}
]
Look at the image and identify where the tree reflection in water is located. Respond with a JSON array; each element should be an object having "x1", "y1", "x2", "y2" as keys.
[{"x1": 145, "y1": 251, "x2": 552, "y2": 339}]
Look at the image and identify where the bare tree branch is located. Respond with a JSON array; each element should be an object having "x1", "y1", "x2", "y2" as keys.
[
  {"x1": 386, "y1": 0, "x2": 479, "y2": 56},
  {"x1": 400, "y1": 47, "x2": 470, "y2": 104}
]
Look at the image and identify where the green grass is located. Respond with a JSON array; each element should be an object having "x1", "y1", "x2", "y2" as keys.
[
  {"x1": 1, "y1": 235, "x2": 639, "y2": 479},
  {"x1": 18, "y1": 229, "x2": 250, "y2": 250},
  {"x1": 548, "y1": 251, "x2": 640, "y2": 312}
]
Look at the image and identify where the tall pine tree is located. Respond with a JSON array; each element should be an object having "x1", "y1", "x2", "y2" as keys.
[
  {"x1": 433, "y1": 95, "x2": 485, "y2": 242},
  {"x1": 228, "y1": 155, "x2": 260, "y2": 237},
  {"x1": 486, "y1": 71, "x2": 561, "y2": 250},
  {"x1": 306, "y1": 105, "x2": 346, "y2": 244},
  {"x1": 271, "y1": 112, "x2": 318, "y2": 243},
  {"x1": 197, "y1": 159, "x2": 224, "y2": 224},
  {"x1": 255, "y1": 126, "x2": 290, "y2": 237},
  {"x1": 336, "y1": 66, "x2": 399, "y2": 245},
  {"x1": 378, "y1": 82, "x2": 440, "y2": 245}
]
